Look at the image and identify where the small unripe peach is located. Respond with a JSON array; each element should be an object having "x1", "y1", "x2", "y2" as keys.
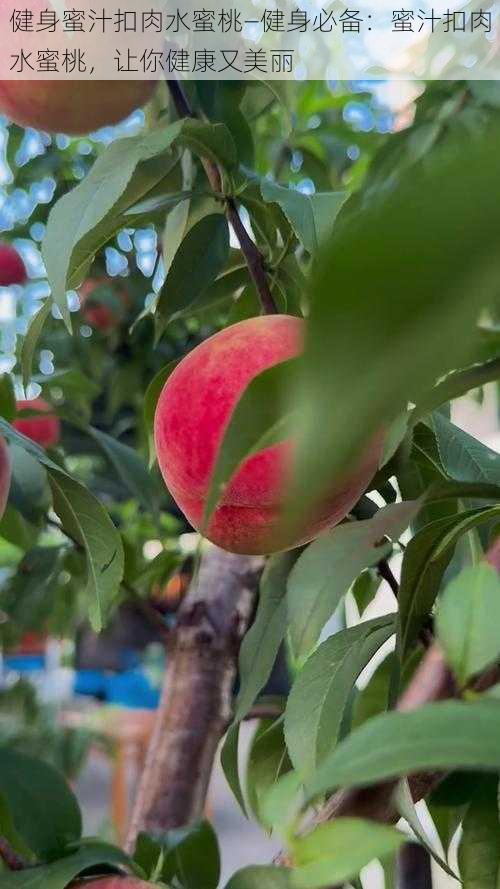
[
  {"x1": 0, "y1": 243, "x2": 27, "y2": 286},
  {"x1": 154, "y1": 315, "x2": 382, "y2": 555},
  {"x1": 0, "y1": 434, "x2": 11, "y2": 520},
  {"x1": 13, "y1": 398, "x2": 60, "y2": 449}
]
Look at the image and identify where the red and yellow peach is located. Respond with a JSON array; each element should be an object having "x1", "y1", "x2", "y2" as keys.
[{"x1": 154, "y1": 315, "x2": 381, "y2": 555}]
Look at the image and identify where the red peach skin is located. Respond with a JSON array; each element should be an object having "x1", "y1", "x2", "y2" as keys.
[
  {"x1": 154, "y1": 315, "x2": 382, "y2": 555},
  {"x1": 14, "y1": 398, "x2": 60, "y2": 449},
  {"x1": 0, "y1": 243, "x2": 26, "y2": 286},
  {"x1": 0, "y1": 81, "x2": 156, "y2": 135}
]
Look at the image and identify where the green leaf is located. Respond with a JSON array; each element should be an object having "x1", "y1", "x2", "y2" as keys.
[
  {"x1": 259, "y1": 770, "x2": 304, "y2": 833},
  {"x1": 0, "y1": 792, "x2": 33, "y2": 861},
  {"x1": 0, "y1": 505, "x2": 34, "y2": 552},
  {"x1": 257, "y1": 81, "x2": 293, "y2": 134},
  {"x1": 176, "y1": 119, "x2": 237, "y2": 172},
  {"x1": 0, "y1": 750, "x2": 81, "y2": 859},
  {"x1": 21, "y1": 301, "x2": 52, "y2": 389},
  {"x1": 416, "y1": 356, "x2": 500, "y2": 418},
  {"x1": 2, "y1": 842, "x2": 133, "y2": 889},
  {"x1": 247, "y1": 719, "x2": 292, "y2": 826},
  {"x1": 427, "y1": 800, "x2": 464, "y2": 864},
  {"x1": 0, "y1": 375, "x2": 15, "y2": 421},
  {"x1": 144, "y1": 360, "x2": 179, "y2": 436},
  {"x1": 307, "y1": 700, "x2": 500, "y2": 800},
  {"x1": 468, "y1": 81, "x2": 500, "y2": 109},
  {"x1": 381, "y1": 856, "x2": 397, "y2": 889},
  {"x1": 458, "y1": 777, "x2": 500, "y2": 889},
  {"x1": 162, "y1": 196, "x2": 191, "y2": 268},
  {"x1": 288, "y1": 125, "x2": 500, "y2": 545},
  {"x1": 43, "y1": 125, "x2": 183, "y2": 329},
  {"x1": 234, "y1": 552, "x2": 296, "y2": 722},
  {"x1": 155, "y1": 213, "x2": 230, "y2": 336},
  {"x1": 261, "y1": 180, "x2": 348, "y2": 254},
  {"x1": 284, "y1": 616, "x2": 395, "y2": 778},
  {"x1": 87, "y1": 427, "x2": 158, "y2": 514},
  {"x1": 224, "y1": 866, "x2": 292, "y2": 889},
  {"x1": 8, "y1": 444, "x2": 51, "y2": 523},
  {"x1": 124, "y1": 188, "x2": 194, "y2": 218},
  {"x1": 143, "y1": 359, "x2": 179, "y2": 466},
  {"x1": 287, "y1": 502, "x2": 416, "y2": 658},
  {"x1": 351, "y1": 570, "x2": 381, "y2": 616},
  {"x1": 203, "y1": 360, "x2": 295, "y2": 532},
  {"x1": 380, "y1": 412, "x2": 411, "y2": 467},
  {"x1": 437, "y1": 564, "x2": 500, "y2": 686},
  {"x1": 134, "y1": 821, "x2": 220, "y2": 889},
  {"x1": 394, "y1": 780, "x2": 458, "y2": 880},
  {"x1": 353, "y1": 649, "x2": 423, "y2": 733},
  {"x1": 398, "y1": 506, "x2": 500, "y2": 660},
  {"x1": 221, "y1": 722, "x2": 247, "y2": 817},
  {"x1": 0, "y1": 547, "x2": 62, "y2": 645},
  {"x1": 430, "y1": 412, "x2": 500, "y2": 485},
  {"x1": 291, "y1": 818, "x2": 404, "y2": 889},
  {"x1": 48, "y1": 470, "x2": 124, "y2": 631}
]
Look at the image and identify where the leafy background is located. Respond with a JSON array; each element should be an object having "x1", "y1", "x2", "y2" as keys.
[{"x1": 2, "y1": 77, "x2": 500, "y2": 889}]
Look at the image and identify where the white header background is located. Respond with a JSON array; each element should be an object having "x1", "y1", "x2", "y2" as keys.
[{"x1": 0, "y1": 0, "x2": 498, "y2": 79}]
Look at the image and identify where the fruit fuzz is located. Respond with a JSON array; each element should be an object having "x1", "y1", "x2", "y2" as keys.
[
  {"x1": 154, "y1": 315, "x2": 382, "y2": 555},
  {"x1": 0, "y1": 81, "x2": 156, "y2": 135},
  {"x1": 0, "y1": 243, "x2": 27, "y2": 286},
  {"x1": 14, "y1": 398, "x2": 60, "y2": 449},
  {"x1": 0, "y1": 435, "x2": 11, "y2": 521}
]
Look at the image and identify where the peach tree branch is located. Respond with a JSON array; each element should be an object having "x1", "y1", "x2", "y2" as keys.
[
  {"x1": 126, "y1": 547, "x2": 263, "y2": 849},
  {"x1": 166, "y1": 79, "x2": 279, "y2": 316}
]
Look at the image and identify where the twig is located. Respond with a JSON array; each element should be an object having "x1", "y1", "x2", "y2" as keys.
[
  {"x1": 0, "y1": 838, "x2": 26, "y2": 871},
  {"x1": 168, "y1": 79, "x2": 195, "y2": 119},
  {"x1": 166, "y1": 79, "x2": 279, "y2": 316},
  {"x1": 126, "y1": 546, "x2": 263, "y2": 849},
  {"x1": 378, "y1": 559, "x2": 399, "y2": 597}
]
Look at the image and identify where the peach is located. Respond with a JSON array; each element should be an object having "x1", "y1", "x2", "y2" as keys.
[
  {"x1": 154, "y1": 315, "x2": 382, "y2": 555},
  {"x1": 0, "y1": 434, "x2": 11, "y2": 520},
  {"x1": 0, "y1": 81, "x2": 157, "y2": 135},
  {"x1": 14, "y1": 398, "x2": 60, "y2": 449},
  {"x1": 79, "y1": 277, "x2": 129, "y2": 332},
  {"x1": 0, "y1": 243, "x2": 27, "y2": 286},
  {"x1": 151, "y1": 572, "x2": 191, "y2": 613}
]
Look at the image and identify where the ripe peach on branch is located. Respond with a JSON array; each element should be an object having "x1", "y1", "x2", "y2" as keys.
[
  {"x1": 154, "y1": 315, "x2": 381, "y2": 555},
  {"x1": 0, "y1": 81, "x2": 156, "y2": 135}
]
